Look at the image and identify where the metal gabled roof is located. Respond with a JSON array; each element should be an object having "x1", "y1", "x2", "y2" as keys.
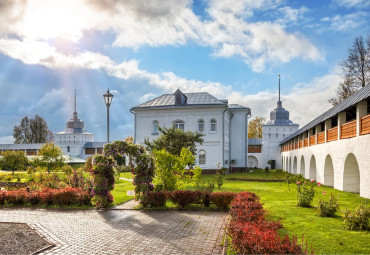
[
  {"x1": 131, "y1": 92, "x2": 227, "y2": 110},
  {"x1": 228, "y1": 104, "x2": 250, "y2": 110},
  {"x1": 0, "y1": 143, "x2": 44, "y2": 150},
  {"x1": 280, "y1": 85, "x2": 370, "y2": 144},
  {"x1": 83, "y1": 142, "x2": 106, "y2": 148}
]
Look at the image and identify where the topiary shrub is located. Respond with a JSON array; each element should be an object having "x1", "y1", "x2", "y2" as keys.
[
  {"x1": 91, "y1": 155, "x2": 115, "y2": 208},
  {"x1": 169, "y1": 190, "x2": 198, "y2": 208},
  {"x1": 209, "y1": 192, "x2": 236, "y2": 210},
  {"x1": 342, "y1": 203, "x2": 369, "y2": 231},
  {"x1": 27, "y1": 191, "x2": 41, "y2": 205}
]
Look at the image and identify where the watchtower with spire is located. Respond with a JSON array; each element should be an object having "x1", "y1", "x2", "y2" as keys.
[
  {"x1": 55, "y1": 89, "x2": 94, "y2": 158},
  {"x1": 261, "y1": 75, "x2": 299, "y2": 169}
]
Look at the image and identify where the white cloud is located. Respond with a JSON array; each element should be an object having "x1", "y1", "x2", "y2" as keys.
[
  {"x1": 0, "y1": 0, "x2": 320, "y2": 72},
  {"x1": 275, "y1": 6, "x2": 308, "y2": 25},
  {"x1": 0, "y1": 136, "x2": 14, "y2": 144},
  {"x1": 321, "y1": 12, "x2": 367, "y2": 31},
  {"x1": 334, "y1": 0, "x2": 370, "y2": 8},
  {"x1": 227, "y1": 72, "x2": 342, "y2": 126}
]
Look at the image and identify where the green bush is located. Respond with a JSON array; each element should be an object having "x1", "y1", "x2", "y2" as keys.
[
  {"x1": 62, "y1": 165, "x2": 73, "y2": 176},
  {"x1": 342, "y1": 203, "x2": 370, "y2": 231},
  {"x1": 215, "y1": 172, "x2": 224, "y2": 189},
  {"x1": 317, "y1": 194, "x2": 339, "y2": 217},
  {"x1": 296, "y1": 180, "x2": 317, "y2": 207}
]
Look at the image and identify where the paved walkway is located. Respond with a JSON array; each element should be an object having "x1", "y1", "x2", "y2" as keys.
[{"x1": 0, "y1": 208, "x2": 227, "y2": 254}]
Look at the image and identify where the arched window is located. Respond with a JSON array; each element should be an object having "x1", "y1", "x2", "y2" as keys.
[
  {"x1": 198, "y1": 119, "x2": 204, "y2": 132},
  {"x1": 173, "y1": 120, "x2": 185, "y2": 130},
  {"x1": 210, "y1": 119, "x2": 217, "y2": 132},
  {"x1": 153, "y1": 120, "x2": 159, "y2": 135},
  {"x1": 67, "y1": 146, "x2": 70, "y2": 152},
  {"x1": 199, "y1": 150, "x2": 206, "y2": 165}
]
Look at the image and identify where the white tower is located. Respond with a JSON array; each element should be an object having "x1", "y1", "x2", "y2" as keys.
[
  {"x1": 55, "y1": 90, "x2": 94, "y2": 158},
  {"x1": 262, "y1": 75, "x2": 299, "y2": 169}
]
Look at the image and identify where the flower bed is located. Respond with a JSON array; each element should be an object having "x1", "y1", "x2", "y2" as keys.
[
  {"x1": 0, "y1": 188, "x2": 92, "y2": 207},
  {"x1": 228, "y1": 192, "x2": 304, "y2": 254}
]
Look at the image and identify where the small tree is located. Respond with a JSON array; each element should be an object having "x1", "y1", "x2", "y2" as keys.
[
  {"x1": 145, "y1": 127, "x2": 204, "y2": 157},
  {"x1": 2, "y1": 151, "x2": 29, "y2": 175},
  {"x1": 153, "y1": 148, "x2": 202, "y2": 191},
  {"x1": 248, "y1": 116, "x2": 266, "y2": 138},
  {"x1": 37, "y1": 142, "x2": 65, "y2": 173}
]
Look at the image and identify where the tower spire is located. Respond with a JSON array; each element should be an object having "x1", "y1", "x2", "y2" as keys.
[
  {"x1": 74, "y1": 89, "x2": 76, "y2": 113},
  {"x1": 278, "y1": 74, "x2": 280, "y2": 102}
]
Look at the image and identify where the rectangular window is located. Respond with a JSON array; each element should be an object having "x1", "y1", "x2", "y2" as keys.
[
  {"x1": 173, "y1": 122, "x2": 184, "y2": 130},
  {"x1": 199, "y1": 155, "x2": 205, "y2": 164},
  {"x1": 346, "y1": 106, "x2": 356, "y2": 122},
  {"x1": 331, "y1": 116, "x2": 338, "y2": 128},
  {"x1": 211, "y1": 123, "x2": 216, "y2": 132},
  {"x1": 199, "y1": 123, "x2": 204, "y2": 132}
]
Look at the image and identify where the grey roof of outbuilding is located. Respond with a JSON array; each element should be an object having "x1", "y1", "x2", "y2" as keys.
[
  {"x1": 84, "y1": 142, "x2": 106, "y2": 148},
  {"x1": 132, "y1": 92, "x2": 227, "y2": 109},
  {"x1": 248, "y1": 138, "x2": 263, "y2": 145},
  {"x1": 0, "y1": 143, "x2": 44, "y2": 150},
  {"x1": 280, "y1": 85, "x2": 370, "y2": 144},
  {"x1": 228, "y1": 104, "x2": 250, "y2": 109}
]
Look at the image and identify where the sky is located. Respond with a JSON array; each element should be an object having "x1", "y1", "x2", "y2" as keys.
[{"x1": 0, "y1": 0, "x2": 369, "y2": 143}]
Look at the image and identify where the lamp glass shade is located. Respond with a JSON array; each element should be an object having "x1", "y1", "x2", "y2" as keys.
[{"x1": 103, "y1": 89, "x2": 113, "y2": 107}]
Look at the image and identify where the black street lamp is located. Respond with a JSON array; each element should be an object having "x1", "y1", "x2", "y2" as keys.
[{"x1": 103, "y1": 89, "x2": 113, "y2": 143}]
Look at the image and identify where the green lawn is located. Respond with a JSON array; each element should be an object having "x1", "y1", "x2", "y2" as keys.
[
  {"x1": 199, "y1": 170, "x2": 370, "y2": 254},
  {"x1": 111, "y1": 179, "x2": 135, "y2": 205}
]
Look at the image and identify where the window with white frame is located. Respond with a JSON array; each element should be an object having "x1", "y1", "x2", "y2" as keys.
[
  {"x1": 210, "y1": 119, "x2": 217, "y2": 132},
  {"x1": 199, "y1": 150, "x2": 206, "y2": 164},
  {"x1": 153, "y1": 120, "x2": 159, "y2": 135},
  {"x1": 173, "y1": 120, "x2": 185, "y2": 130},
  {"x1": 198, "y1": 119, "x2": 204, "y2": 132}
]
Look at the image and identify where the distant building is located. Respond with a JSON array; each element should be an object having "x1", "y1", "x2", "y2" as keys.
[
  {"x1": 131, "y1": 89, "x2": 251, "y2": 172},
  {"x1": 0, "y1": 90, "x2": 105, "y2": 163}
]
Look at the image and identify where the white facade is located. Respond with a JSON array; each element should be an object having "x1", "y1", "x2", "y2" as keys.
[{"x1": 132, "y1": 90, "x2": 251, "y2": 171}]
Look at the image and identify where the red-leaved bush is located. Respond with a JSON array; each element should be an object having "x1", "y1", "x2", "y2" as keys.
[
  {"x1": 209, "y1": 192, "x2": 236, "y2": 210},
  {"x1": 142, "y1": 191, "x2": 167, "y2": 207},
  {"x1": 228, "y1": 192, "x2": 304, "y2": 254},
  {"x1": 2, "y1": 188, "x2": 92, "y2": 207},
  {"x1": 169, "y1": 190, "x2": 198, "y2": 208},
  {"x1": 0, "y1": 191, "x2": 6, "y2": 205}
]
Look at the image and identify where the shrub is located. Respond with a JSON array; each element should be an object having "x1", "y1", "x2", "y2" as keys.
[
  {"x1": 0, "y1": 191, "x2": 6, "y2": 205},
  {"x1": 228, "y1": 192, "x2": 303, "y2": 254},
  {"x1": 265, "y1": 166, "x2": 270, "y2": 173},
  {"x1": 195, "y1": 180, "x2": 215, "y2": 193},
  {"x1": 142, "y1": 191, "x2": 167, "y2": 207},
  {"x1": 40, "y1": 189, "x2": 55, "y2": 205},
  {"x1": 53, "y1": 188, "x2": 78, "y2": 206},
  {"x1": 317, "y1": 194, "x2": 339, "y2": 217},
  {"x1": 27, "y1": 191, "x2": 41, "y2": 205},
  {"x1": 62, "y1": 165, "x2": 73, "y2": 176},
  {"x1": 296, "y1": 180, "x2": 317, "y2": 207},
  {"x1": 209, "y1": 192, "x2": 236, "y2": 210},
  {"x1": 169, "y1": 190, "x2": 198, "y2": 208},
  {"x1": 342, "y1": 203, "x2": 370, "y2": 231},
  {"x1": 214, "y1": 172, "x2": 224, "y2": 189},
  {"x1": 5, "y1": 190, "x2": 28, "y2": 205}
]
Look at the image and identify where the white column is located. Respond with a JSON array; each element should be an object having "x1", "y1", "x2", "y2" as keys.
[{"x1": 356, "y1": 101, "x2": 367, "y2": 136}]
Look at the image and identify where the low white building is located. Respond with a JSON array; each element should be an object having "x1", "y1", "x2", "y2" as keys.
[
  {"x1": 131, "y1": 89, "x2": 251, "y2": 172},
  {"x1": 281, "y1": 85, "x2": 370, "y2": 199}
]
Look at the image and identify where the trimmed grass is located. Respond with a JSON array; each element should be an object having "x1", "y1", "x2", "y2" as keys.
[
  {"x1": 111, "y1": 179, "x2": 134, "y2": 205},
  {"x1": 119, "y1": 172, "x2": 134, "y2": 179},
  {"x1": 199, "y1": 170, "x2": 370, "y2": 254}
]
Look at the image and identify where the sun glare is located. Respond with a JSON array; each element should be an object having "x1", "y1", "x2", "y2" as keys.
[{"x1": 19, "y1": 0, "x2": 91, "y2": 42}]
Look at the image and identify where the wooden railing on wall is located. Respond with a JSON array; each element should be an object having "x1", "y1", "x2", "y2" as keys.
[
  {"x1": 327, "y1": 127, "x2": 338, "y2": 142},
  {"x1": 309, "y1": 135, "x2": 316, "y2": 146},
  {"x1": 317, "y1": 131, "x2": 325, "y2": 144},
  {"x1": 341, "y1": 120, "x2": 356, "y2": 139},
  {"x1": 248, "y1": 147, "x2": 262, "y2": 153},
  {"x1": 361, "y1": 114, "x2": 370, "y2": 135},
  {"x1": 299, "y1": 140, "x2": 303, "y2": 148},
  {"x1": 303, "y1": 138, "x2": 308, "y2": 147}
]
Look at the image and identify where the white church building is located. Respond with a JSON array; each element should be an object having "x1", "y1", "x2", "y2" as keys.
[{"x1": 131, "y1": 89, "x2": 251, "y2": 172}]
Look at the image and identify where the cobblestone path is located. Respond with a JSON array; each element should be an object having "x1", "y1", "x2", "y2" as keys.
[{"x1": 0, "y1": 209, "x2": 227, "y2": 254}]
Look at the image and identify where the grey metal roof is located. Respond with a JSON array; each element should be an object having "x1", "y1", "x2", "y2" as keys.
[
  {"x1": 280, "y1": 85, "x2": 370, "y2": 144},
  {"x1": 248, "y1": 138, "x2": 263, "y2": 145},
  {"x1": 84, "y1": 142, "x2": 106, "y2": 148},
  {"x1": 132, "y1": 92, "x2": 227, "y2": 109},
  {"x1": 0, "y1": 143, "x2": 44, "y2": 150}
]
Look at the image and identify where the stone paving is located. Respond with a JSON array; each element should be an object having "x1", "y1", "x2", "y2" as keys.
[{"x1": 0, "y1": 208, "x2": 227, "y2": 254}]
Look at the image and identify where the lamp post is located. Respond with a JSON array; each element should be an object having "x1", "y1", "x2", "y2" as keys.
[{"x1": 103, "y1": 89, "x2": 113, "y2": 143}]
